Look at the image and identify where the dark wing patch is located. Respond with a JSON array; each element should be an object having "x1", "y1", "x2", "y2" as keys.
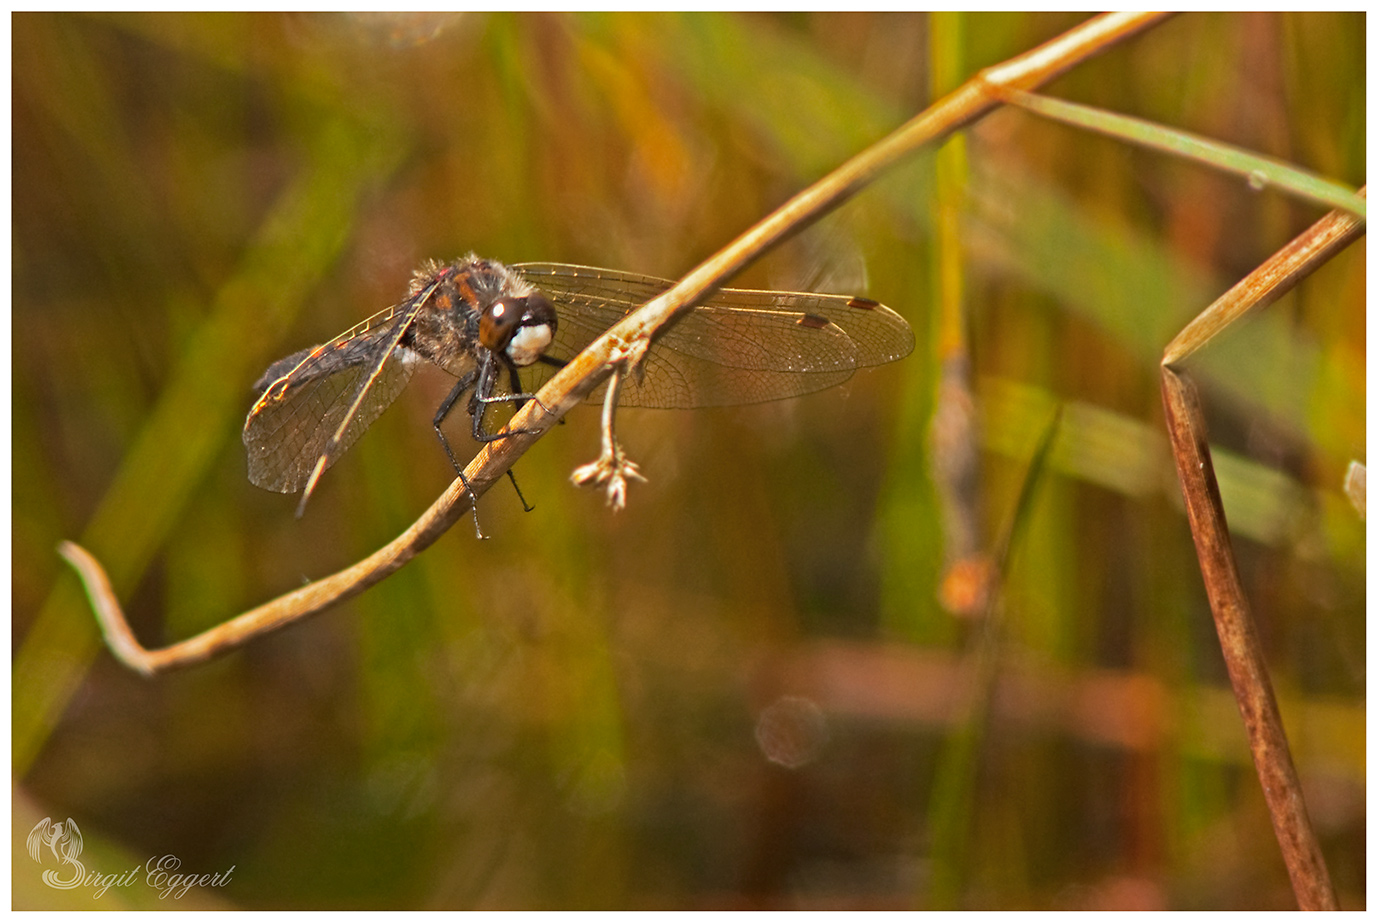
[{"x1": 243, "y1": 304, "x2": 418, "y2": 494}]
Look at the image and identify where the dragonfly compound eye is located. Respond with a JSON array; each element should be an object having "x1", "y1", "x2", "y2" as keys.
[
  {"x1": 502, "y1": 293, "x2": 558, "y2": 367},
  {"x1": 479, "y1": 299, "x2": 522, "y2": 353}
]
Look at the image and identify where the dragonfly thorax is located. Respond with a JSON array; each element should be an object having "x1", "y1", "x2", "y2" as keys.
[{"x1": 399, "y1": 257, "x2": 558, "y2": 377}]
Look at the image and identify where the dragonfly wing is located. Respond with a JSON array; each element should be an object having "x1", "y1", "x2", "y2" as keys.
[
  {"x1": 513, "y1": 263, "x2": 913, "y2": 408},
  {"x1": 243, "y1": 313, "x2": 417, "y2": 494}
]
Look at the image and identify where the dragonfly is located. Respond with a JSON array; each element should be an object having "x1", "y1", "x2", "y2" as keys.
[{"x1": 243, "y1": 254, "x2": 915, "y2": 518}]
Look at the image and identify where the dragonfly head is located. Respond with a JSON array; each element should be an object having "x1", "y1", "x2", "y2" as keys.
[{"x1": 479, "y1": 291, "x2": 558, "y2": 367}]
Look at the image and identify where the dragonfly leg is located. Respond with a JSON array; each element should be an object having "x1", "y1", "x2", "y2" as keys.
[
  {"x1": 433, "y1": 372, "x2": 488, "y2": 539},
  {"x1": 434, "y1": 361, "x2": 536, "y2": 528},
  {"x1": 467, "y1": 358, "x2": 550, "y2": 443}
]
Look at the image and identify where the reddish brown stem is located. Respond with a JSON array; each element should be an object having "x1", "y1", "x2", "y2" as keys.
[{"x1": 1160, "y1": 368, "x2": 1336, "y2": 910}]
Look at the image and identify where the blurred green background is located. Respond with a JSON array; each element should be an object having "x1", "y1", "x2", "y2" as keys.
[{"x1": 12, "y1": 12, "x2": 1364, "y2": 909}]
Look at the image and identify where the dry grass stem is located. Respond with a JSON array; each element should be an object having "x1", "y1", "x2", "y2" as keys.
[
  {"x1": 62, "y1": 12, "x2": 1172, "y2": 673},
  {"x1": 1162, "y1": 189, "x2": 1366, "y2": 366}
]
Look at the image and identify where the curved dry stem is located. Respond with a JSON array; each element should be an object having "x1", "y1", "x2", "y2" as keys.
[
  {"x1": 59, "y1": 468, "x2": 483, "y2": 675},
  {"x1": 1160, "y1": 192, "x2": 1365, "y2": 910},
  {"x1": 61, "y1": 12, "x2": 1171, "y2": 674}
]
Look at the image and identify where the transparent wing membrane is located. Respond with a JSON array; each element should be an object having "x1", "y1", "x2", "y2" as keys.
[{"x1": 514, "y1": 263, "x2": 913, "y2": 408}]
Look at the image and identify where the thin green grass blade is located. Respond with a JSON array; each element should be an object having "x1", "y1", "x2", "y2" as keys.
[
  {"x1": 926, "y1": 408, "x2": 1061, "y2": 907},
  {"x1": 1003, "y1": 88, "x2": 1365, "y2": 218}
]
